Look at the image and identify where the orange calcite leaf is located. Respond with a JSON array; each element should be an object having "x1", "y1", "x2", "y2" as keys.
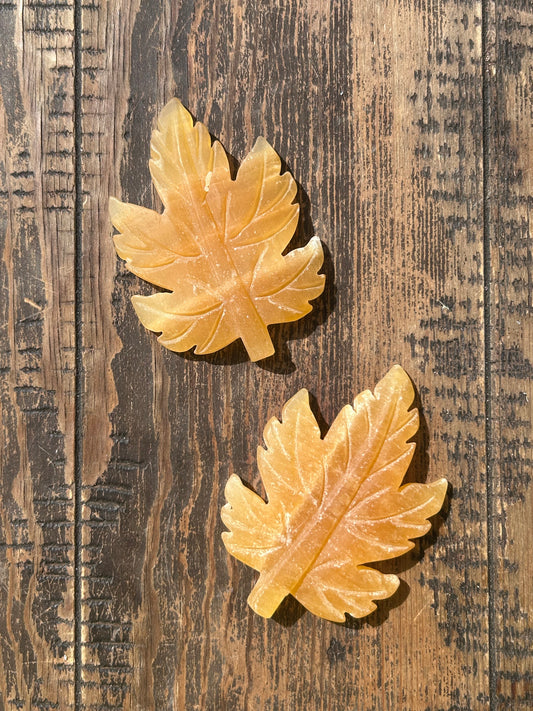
[
  {"x1": 222, "y1": 365, "x2": 448, "y2": 622},
  {"x1": 110, "y1": 99, "x2": 325, "y2": 361}
]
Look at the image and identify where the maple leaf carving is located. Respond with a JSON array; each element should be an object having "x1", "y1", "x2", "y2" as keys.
[
  {"x1": 110, "y1": 99, "x2": 325, "y2": 361},
  {"x1": 221, "y1": 365, "x2": 448, "y2": 622}
]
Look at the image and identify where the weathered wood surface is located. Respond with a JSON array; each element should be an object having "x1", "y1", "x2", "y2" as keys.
[
  {"x1": 0, "y1": 0, "x2": 531, "y2": 709},
  {"x1": 489, "y1": 1, "x2": 533, "y2": 707},
  {"x1": 0, "y1": 0, "x2": 76, "y2": 707}
]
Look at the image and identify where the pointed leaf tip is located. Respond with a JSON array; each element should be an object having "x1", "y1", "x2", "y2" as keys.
[{"x1": 158, "y1": 97, "x2": 188, "y2": 125}]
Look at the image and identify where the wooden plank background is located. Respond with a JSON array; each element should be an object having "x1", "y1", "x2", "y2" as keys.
[{"x1": 0, "y1": 0, "x2": 531, "y2": 708}]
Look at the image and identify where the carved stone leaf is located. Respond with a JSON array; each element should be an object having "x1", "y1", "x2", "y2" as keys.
[
  {"x1": 110, "y1": 99, "x2": 325, "y2": 361},
  {"x1": 222, "y1": 365, "x2": 448, "y2": 622}
]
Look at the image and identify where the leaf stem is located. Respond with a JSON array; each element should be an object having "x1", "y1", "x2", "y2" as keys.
[{"x1": 239, "y1": 320, "x2": 274, "y2": 361}]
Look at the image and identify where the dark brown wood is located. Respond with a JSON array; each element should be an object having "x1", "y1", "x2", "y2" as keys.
[
  {"x1": 1, "y1": 0, "x2": 532, "y2": 709},
  {"x1": 80, "y1": 0, "x2": 490, "y2": 708},
  {"x1": 0, "y1": 1, "x2": 76, "y2": 707},
  {"x1": 489, "y1": 1, "x2": 533, "y2": 707}
]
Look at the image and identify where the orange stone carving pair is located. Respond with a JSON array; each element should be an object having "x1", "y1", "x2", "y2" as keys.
[{"x1": 110, "y1": 100, "x2": 448, "y2": 622}]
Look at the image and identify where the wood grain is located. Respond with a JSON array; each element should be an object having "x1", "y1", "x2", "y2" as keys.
[
  {"x1": 0, "y1": 0, "x2": 531, "y2": 709},
  {"x1": 489, "y1": 1, "x2": 533, "y2": 707},
  {"x1": 81, "y1": 0, "x2": 489, "y2": 708},
  {"x1": 0, "y1": 1, "x2": 76, "y2": 707}
]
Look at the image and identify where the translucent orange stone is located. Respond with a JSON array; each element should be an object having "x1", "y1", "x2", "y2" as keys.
[
  {"x1": 222, "y1": 365, "x2": 448, "y2": 621},
  {"x1": 110, "y1": 99, "x2": 325, "y2": 361}
]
